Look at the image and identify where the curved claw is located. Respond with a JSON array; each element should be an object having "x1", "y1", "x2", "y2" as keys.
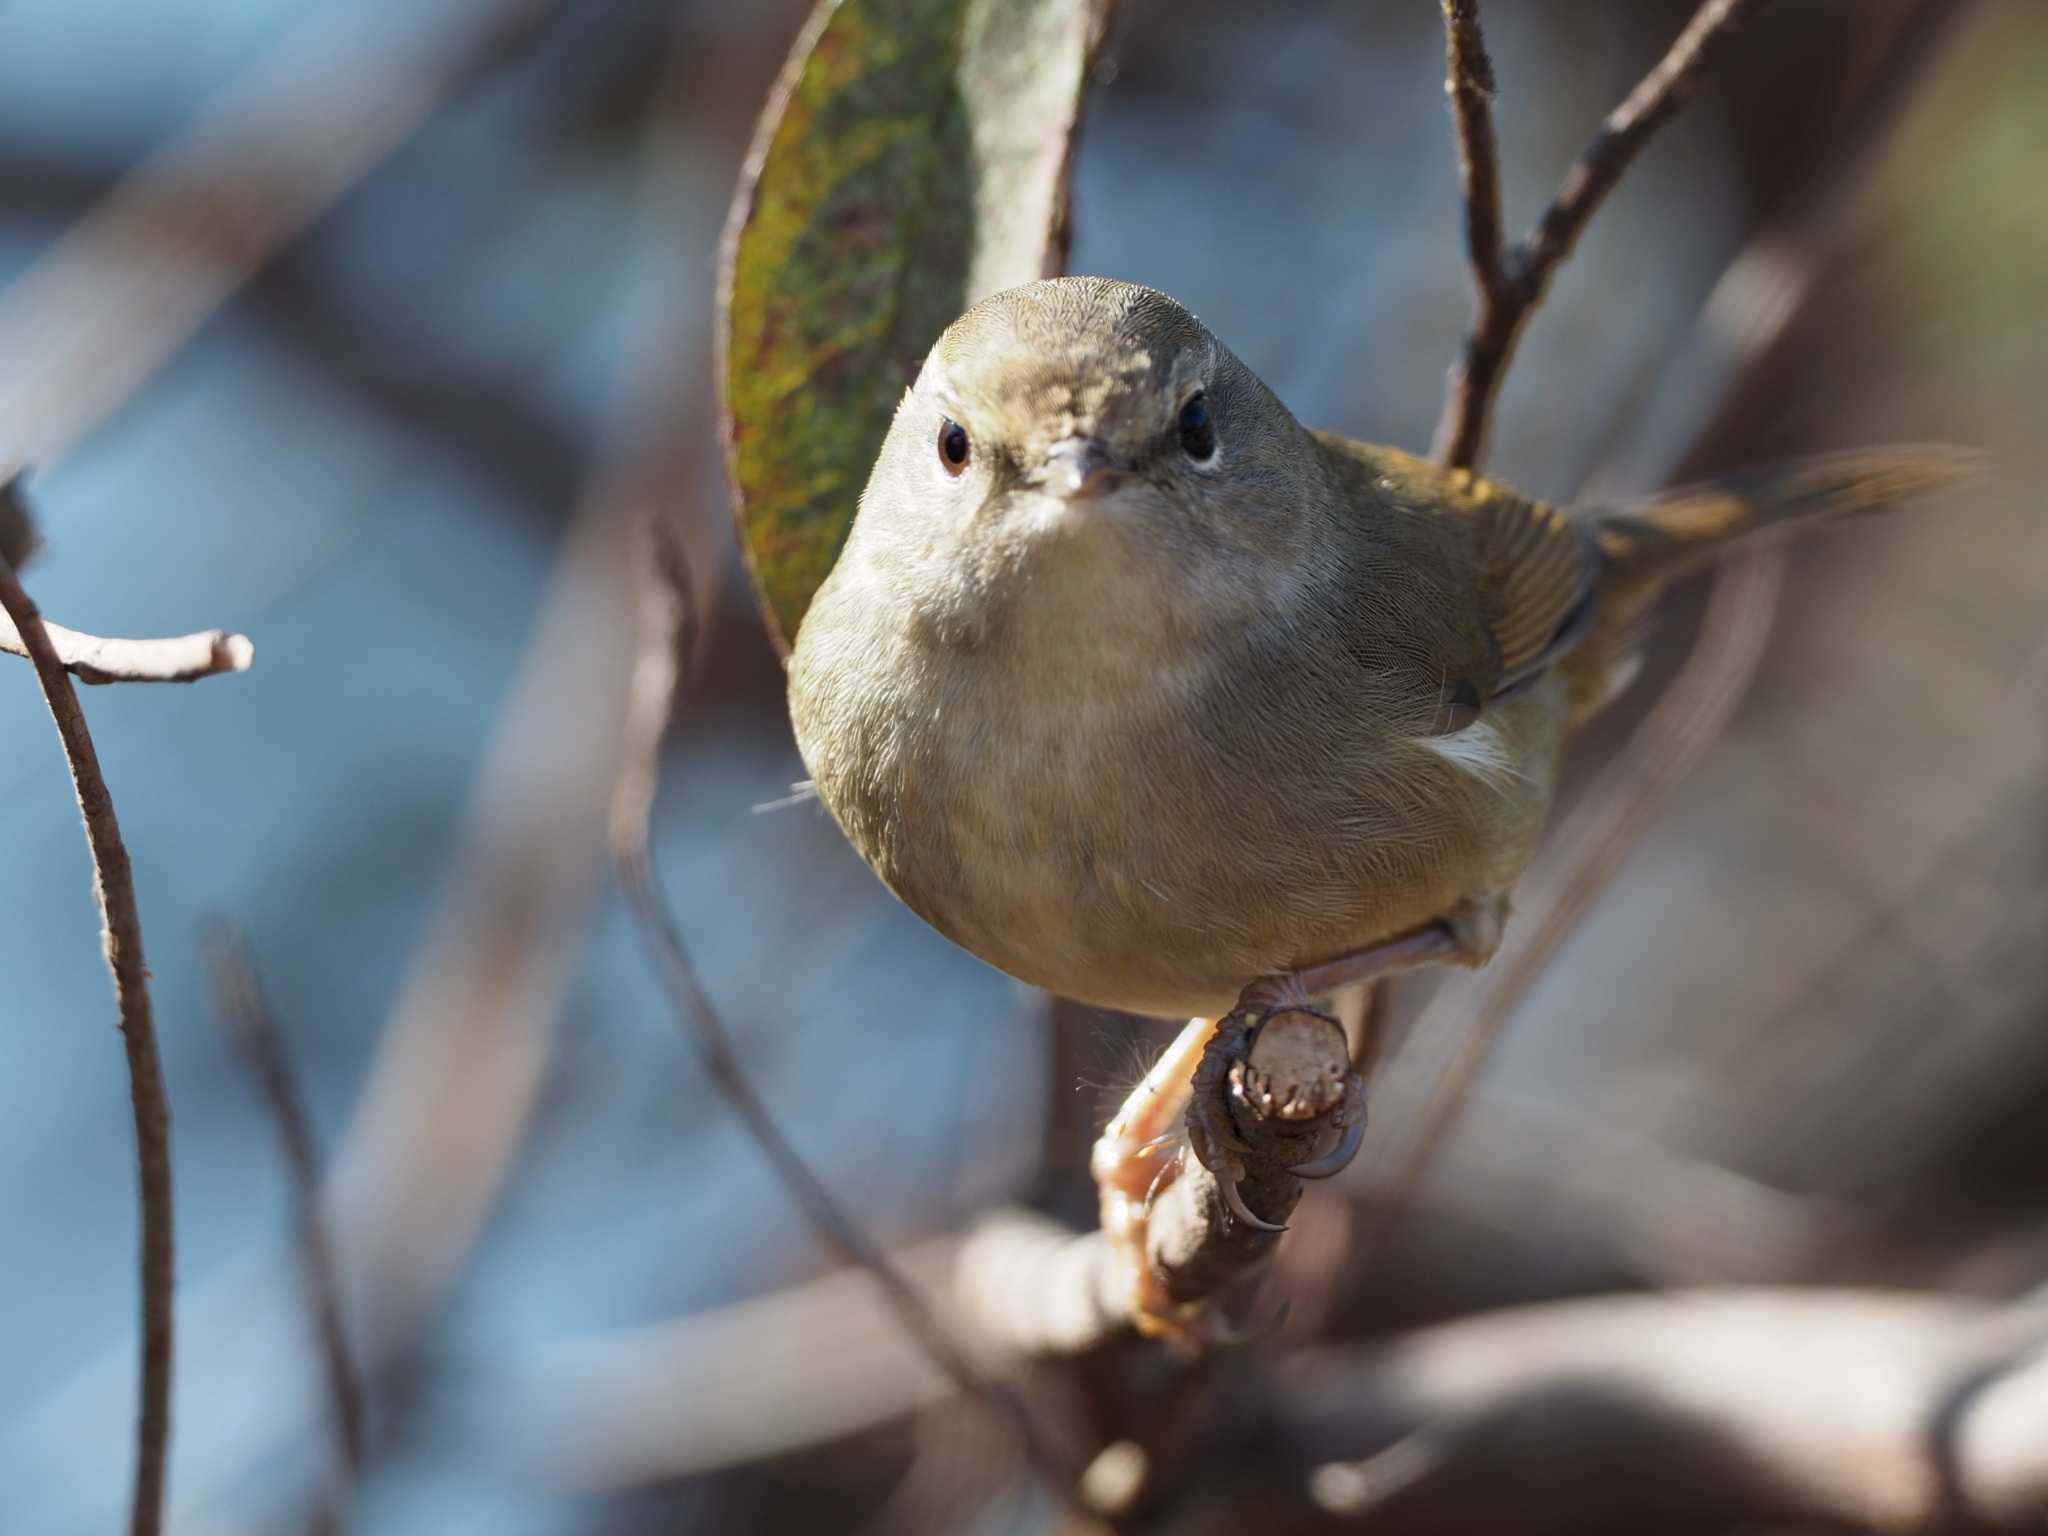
[
  {"x1": 1291, "y1": 1119, "x2": 1366, "y2": 1180},
  {"x1": 1218, "y1": 1170, "x2": 1287, "y2": 1233}
]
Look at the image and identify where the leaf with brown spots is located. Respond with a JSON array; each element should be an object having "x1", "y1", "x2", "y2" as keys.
[{"x1": 719, "y1": 0, "x2": 1116, "y2": 654}]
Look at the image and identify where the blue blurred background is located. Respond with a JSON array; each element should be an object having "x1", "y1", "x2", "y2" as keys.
[{"x1": 1, "y1": 1, "x2": 2043, "y2": 1531}]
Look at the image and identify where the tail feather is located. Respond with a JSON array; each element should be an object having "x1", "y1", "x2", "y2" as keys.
[
  {"x1": 1567, "y1": 444, "x2": 1982, "y2": 716},
  {"x1": 1588, "y1": 444, "x2": 1983, "y2": 588}
]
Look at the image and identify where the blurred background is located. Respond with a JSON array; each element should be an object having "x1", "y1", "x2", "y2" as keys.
[{"x1": 0, "y1": 0, "x2": 2042, "y2": 1531}]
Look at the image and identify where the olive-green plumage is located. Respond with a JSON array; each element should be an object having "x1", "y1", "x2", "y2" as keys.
[{"x1": 787, "y1": 277, "x2": 1971, "y2": 1018}]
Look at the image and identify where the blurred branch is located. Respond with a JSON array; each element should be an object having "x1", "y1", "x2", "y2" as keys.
[
  {"x1": 1266, "y1": 1289, "x2": 2048, "y2": 1533},
  {"x1": 0, "y1": 478, "x2": 253, "y2": 682},
  {"x1": 1433, "y1": 0, "x2": 1773, "y2": 469},
  {"x1": 1040, "y1": 0, "x2": 1123, "y2": 278},
  {"x1": 456, "y1": 1217, "x2": 2048, "y2": 1535},
  {"x1": 0, "y1": 549, "x2": 174, "y2": 1536},
  {"x1": 0, "y1": 476, "x2": 36, "y2": 568},
  {"x1": 204, "y1": 925, "x2": 365, "y2": 1493},
  {"x1": 608, "y1": 514, "x2": 1083, "y2": 1498},
  {"x1": 0, "y1": 0, "x2": 558, "y2": 476}
]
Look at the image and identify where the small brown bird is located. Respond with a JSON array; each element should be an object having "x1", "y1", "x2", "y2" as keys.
[{"x1": 789, "y1": 275, "x2": 1967, "y2": 1024}]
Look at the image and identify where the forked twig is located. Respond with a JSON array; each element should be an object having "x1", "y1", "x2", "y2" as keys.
[
  {"x1": 204, "y1": 924, "x2": 366, "y2": 1488},
  {"x1": 1434, "y1": 0, "x2": 1773, "y2": 468},
  {"x1": 1386, "y1": 0, "x2": 1963, "y2": 1226},
  {"x1": 609, "y1": 516, "x2": 1080, "y2": 1499},
  {"x1": 0, "y1": 549, "x2": 174, "y2": 1536}
]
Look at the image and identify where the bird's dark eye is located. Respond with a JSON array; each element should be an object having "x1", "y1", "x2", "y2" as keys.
[
  {"x1": 1177, "y1": 392, "x2": 1216, "y2": 463},
  {"x1": 938, "y1": 416, "x2": 970, "y2": 475}
]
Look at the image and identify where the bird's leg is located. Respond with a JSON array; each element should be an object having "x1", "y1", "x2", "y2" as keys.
[
  {"x1": 1091, "y1": 1012, "x2": 1224, "y2": 1331},
  {"x1": 1286, "y1": 895, "x2": 1508, "y2": 1003},
  {"x1": 1092, "y1": 905, "x2": 1504, "y2": 1340}
]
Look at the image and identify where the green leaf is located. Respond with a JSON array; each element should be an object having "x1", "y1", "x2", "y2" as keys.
[{"x1": 719, "y1": 0, "x2": 1113, "y2": 654}]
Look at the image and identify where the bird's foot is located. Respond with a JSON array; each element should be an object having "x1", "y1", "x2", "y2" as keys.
[
  {"x1": 1091, "y1": 1014, "x2": 1224, "y2": 1340},
  {"x1": 1089, "y1": 981, "x2": 1369, "y2": 1345},
  {"x1": 1188, "y1": 990, "x2": 1365, "y2": 1193}
]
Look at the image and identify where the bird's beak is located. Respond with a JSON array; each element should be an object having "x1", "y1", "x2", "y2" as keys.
[{"x1": 1041, "y1": 437, "x2": 1126, "y2": 501}]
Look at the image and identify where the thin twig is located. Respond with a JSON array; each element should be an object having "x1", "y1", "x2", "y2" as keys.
[
  {"x1": 464, "y1": 1222, "x2": 2048, "y2": 1529},
  {"x1": 0, "y1": 523, "x2": 255, "y2": 687},
  {"x1": 609, "y1": 514, "x2": 1082, "y2": 1499},
  {"x1": 1433, "y1": 0, "x2": 1774, "y2": 468},
  {"x1": 1438, "y1": 2, "x2": 1508, "y2": 323},
  {"x1": 0, "y1": 478, "x2": 249, "y2": 687},
  {"x1": 1380, "y1": 0, "x2": 1962, "y2": 1220},
  {"x1": 204, "y1": 923, "x2": 366, "y2": 1488},
  {"x1": 0, "y1": 550, "x2": 173, "y2": 1536}
]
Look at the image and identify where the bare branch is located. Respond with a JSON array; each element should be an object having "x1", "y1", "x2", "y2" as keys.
[
  {"x1": 455, "y1": 1224, "x2": 2048, "y2": 1534},
  {"x1": 1157, "y1": 1002, "x2": 1361, "y2": 1337},
  {"x1": 1269, "y1": 1289, "x2": 2048, "y2": 1533},
  {"x1": 1378, "y1": 0, "x2": 1964, "y2": 1221},
  {"x1": 1519, "y1": 0, "x2": 1771, "y2": 295},
  {"x1": 204, "y1": 924, "x2": 365, "y2": 1490},
  {"x1": 0, "y1": 549, "x2": 174, "y2": 1536},
  {"x1": 0, "y1": 479, "x2": 250, "y2": 682},
  {"x1": 1, "y1": 613, "x2": 254, "y2": 684},
  {"x1": 609, "y1": 513, "x2": 1083, "y2": 1499},
  {"x1": 1434, "y1": 0, "x2": 1774, "y2": 469},
  {"x1": 1438, "y1": 2, "x2": 1508, "y2": 318}
]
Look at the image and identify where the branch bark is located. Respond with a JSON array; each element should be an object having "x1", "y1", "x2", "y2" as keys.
[
  {"x1": 1261, "y1": 1290, "x2": 2048, "y2": 1533},
  {"x1": 452, "y1": 1224, "x2": 2048, "y2": 1535},
  {"x1": 0, "y1": 548, "x2": 174, "y2": 1536},
  {"x1": 205, "y1": 924, "x2": 365, "y2": 1492},
  {"x1": 1433, "y1": 0, "x2": 1774, "y2": 469}
]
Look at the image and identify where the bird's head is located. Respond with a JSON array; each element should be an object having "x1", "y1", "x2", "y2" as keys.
[{"x1": 847, "y1": 276, "x2": 1319, "y2": 648}]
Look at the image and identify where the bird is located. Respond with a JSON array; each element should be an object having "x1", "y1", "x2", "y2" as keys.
[
  {"x1": 784, "y1": 275, "x2": 1969, "y2": 1333},
  {"x1": 788, "y1": 275, "x2": 1968, "y2": 1021}
]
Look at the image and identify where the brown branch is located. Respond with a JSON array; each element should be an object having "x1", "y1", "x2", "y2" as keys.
[
  {"x1": 1040, "y1": 0, "x2": 1123, "y2": 279},
  {"x1": 457, "y1": 1224, "x2": 2048, "y2": 1533},
  {"x1": 204, "y1": 923, "x2": 366, "y2": 1490},
  {"x1": 1437, "y1": 2, "x2": 1508, "y2": 333},
  {"x1": 1433, "y1": 0, "x2": 1774, "y2": 469},
  {"x1": 1375, "y1": 0, "x2": 1964, "y2": 1225},
  {"x1": 1262, "y1": 1289, "x2": 2048, "y2": 1533},
  {"x1": 608, "y1": 514, "x2": 1084, "y2": 1499},
  {"x1": 0, "y1": 549, "x2": 173, "y2": 1536},
  {"x1": 1160, "y1": 1000, "x2": 1360, "y2": 1334}
]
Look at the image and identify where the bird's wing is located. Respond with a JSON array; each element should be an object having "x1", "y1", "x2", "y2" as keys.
[
  {"x1": 1315, "y1": 435, "x2": 1600, "y2": 730},
  {"x1": 1458, "y1": 480, "x2": 1600, "y2": 701}
]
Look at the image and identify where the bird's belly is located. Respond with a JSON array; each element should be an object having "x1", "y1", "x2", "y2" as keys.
[{"x1": 855, "y1": 670, "x2": 1559, "y2": 1020}]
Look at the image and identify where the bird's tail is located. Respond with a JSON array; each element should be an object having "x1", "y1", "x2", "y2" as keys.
[{"x1": 1570, "y1": 445, "x2": 1982, "y2": 713}]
